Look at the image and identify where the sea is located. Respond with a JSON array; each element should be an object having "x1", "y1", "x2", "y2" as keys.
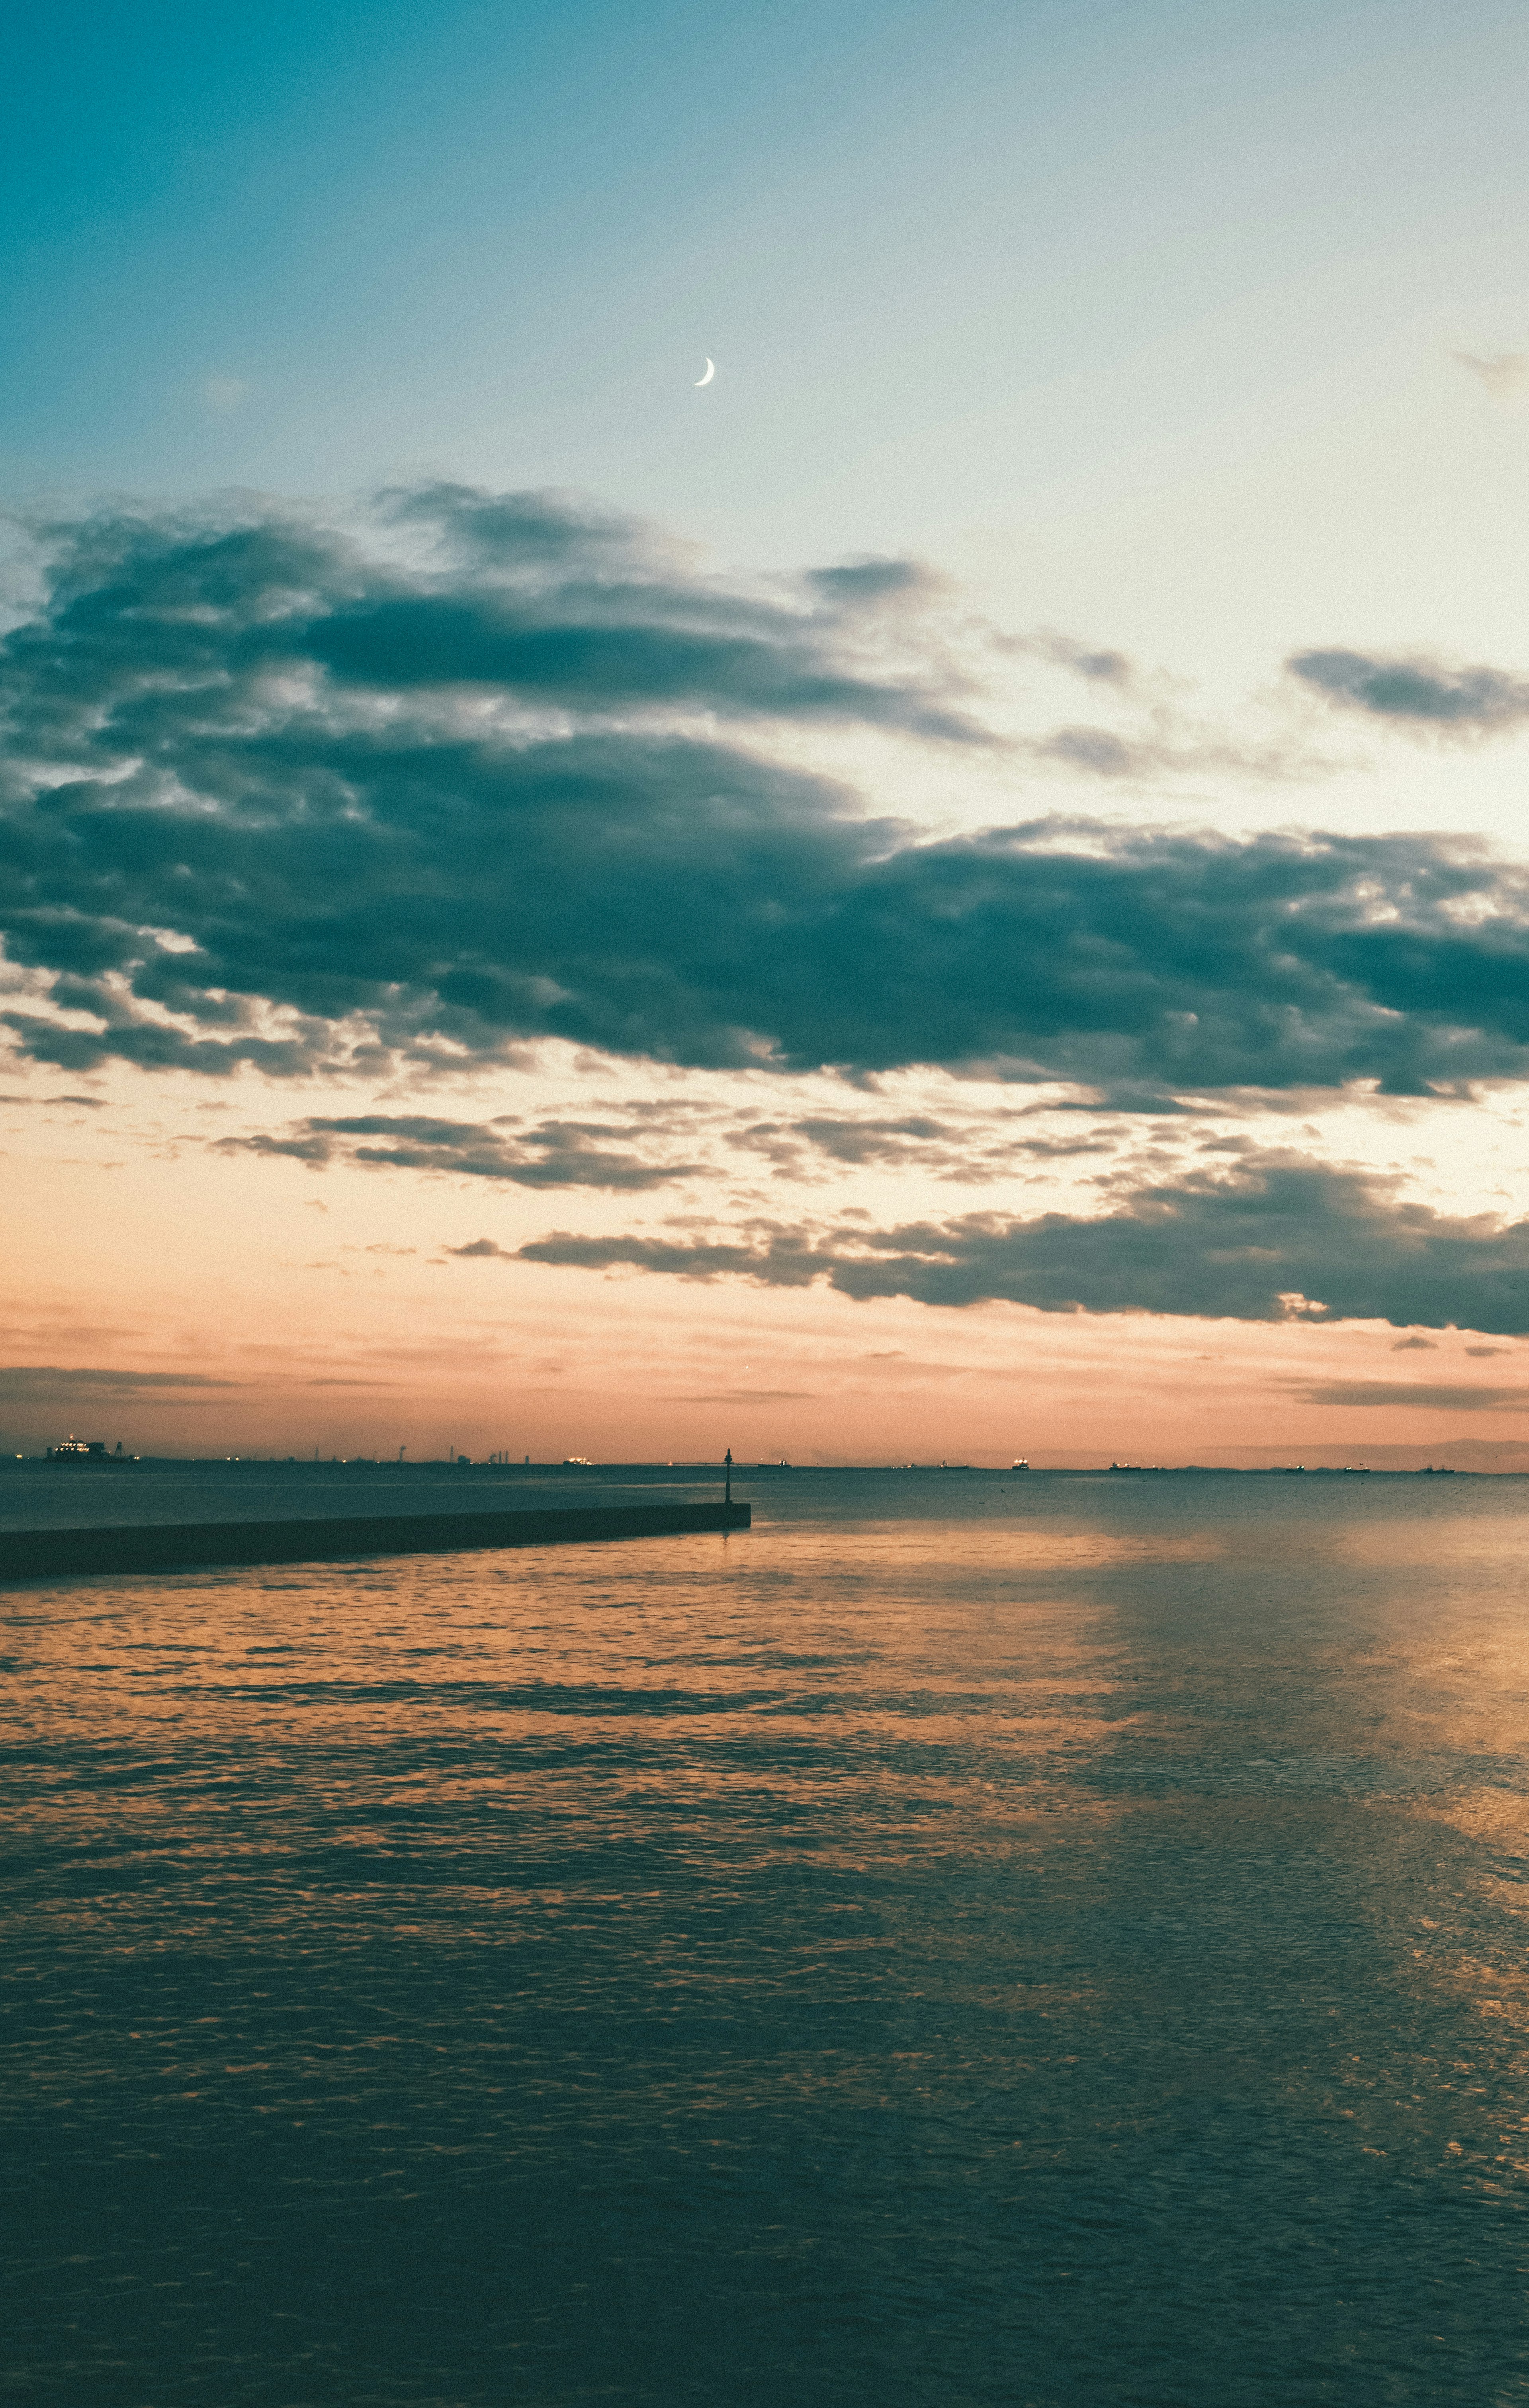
[{"x1": 2, "y1": 1460, "x2": 1527, "y2": 2407}]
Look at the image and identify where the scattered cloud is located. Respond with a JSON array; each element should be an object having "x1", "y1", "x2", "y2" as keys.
[
  {"x1": 804, "y1": 557, "x2": 946, "y2": 612},
  {"x1": 1390, "y1": 1335, "x2": 1436, "y2": 1350},
  {"x1": 992, "y1": 628, "x2": 1133, "y2": 684},
  {"x1": 216, "y1": 1112, "x2": 700, "y2": 1189},
  {"x1": 4, "y1": 488, "x2": 1529, "y2": 1098},
  {"x1": 1289, "y1": 647, "x2": 1529, "y2": 732},
  {"x1": 1021, "y1": 722, "x2": 1326, "y2": 784},
  {"x1": 727, "y1": 1112, "x2": 968, "y2": 1177},
  {"x1": 1455, "y1": 351, "x2": 1529, "y2": 400},
  {"x1": 1030, "y1": 726, "x2": 1144, "y2": 776},
  {"x1": 215, "y1": 1092, "x2": 1143, "y2": 1214},
  {"x1": 722, "y1": 1107, "x2": 1123, "y2": 1182},
  {"x1": 787, "y1": 1113, "x2": 950, "y2": 1164},
  {"x1": 516, "y1": 1150, "x2": 1529, "y2": 1334}
]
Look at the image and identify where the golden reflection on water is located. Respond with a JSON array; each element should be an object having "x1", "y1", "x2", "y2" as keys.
[
  {"x1": 8, "y1": 1486, "x2": 1529, "y2": 2400},
  {"x1": 1, "y1": 1516, "x2": 1171, "y2": 1946}
]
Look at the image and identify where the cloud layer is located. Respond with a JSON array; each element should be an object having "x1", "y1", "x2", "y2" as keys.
[
  {"x1": 217, "y1": 1097, "x2": 1124, "y2": 1190},
  {"x1": 512, "y1": 1151, "x2": 1529, "y2": 1334},
  {"x1": 1296, "y1": 1379, "x2": 1529, "y2": 1410},
  {"x1": 0, "y1": 1365, "x2": 234, "y2": 1402},
  {"x1": 4, "y1": 488, "x2": 1529, "y2": 1097}
]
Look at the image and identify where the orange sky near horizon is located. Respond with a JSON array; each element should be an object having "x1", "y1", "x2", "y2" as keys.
[{"x1": 6, "y1": 1054, "x2": 1527, "y2": 1471}]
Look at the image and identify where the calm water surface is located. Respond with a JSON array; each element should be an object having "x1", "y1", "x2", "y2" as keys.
[{"x1": 3, "y1": 1470, "x2": 1527, "y2": 2405}]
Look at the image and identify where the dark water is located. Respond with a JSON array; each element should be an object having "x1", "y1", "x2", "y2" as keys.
[
  {"x1": 4, "y1": 1469, "x2": 1528, "y2": 2406},
  {"x1": 0, "y1": 1457, "x2": 737, "y2": 1533}
]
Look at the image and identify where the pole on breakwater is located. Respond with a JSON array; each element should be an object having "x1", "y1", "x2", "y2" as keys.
[{"x1": 725, "y1": 1447, "x2": 732, "y2": 1504}]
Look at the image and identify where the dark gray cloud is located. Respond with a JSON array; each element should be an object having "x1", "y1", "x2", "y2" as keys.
[
  {"x1": 1296, "y1": 1381, "x2": 1529, "y2": 1410},
  {"x1": 788, "y1": 1113, "x2": 950, "y2": 1164},
  {"x1": 0, "y1": 1365, "x2": 235, "y2": 1399},
  {"x1": 305, "y1": 591, "x2": 980, "y2": 738},
  {"x1": 217, "y1": 1113, "x2": 700, "y2": 1190},
  {"x1": 515, "y1": 1151, "x2": 1529, "y2": 1334},
  {"x1": 4, "y1": 489, "x2": 1529, "y2": 1097},
  {"x1": 1289, "y1": 648, "x2": 1529, "y2": 731},
  {"x1": 728, "y1": 1113, "x2": 962, "y2": 1175}
]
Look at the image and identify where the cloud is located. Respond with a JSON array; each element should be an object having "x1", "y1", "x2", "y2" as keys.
[
  {"x1": 516, "y1": 1150, "x2": 1529, "y2": 1334},
  {"x1": 1390, "y1": 1335, "x2": 1436, "y2": 1351},
  {"x1": 0, "y1": 1364, "x2": 236, "y2": 1400},
  {"x1": 1030, "y1": 726, "x2": 1144, "y2": 776},
  {"x1": 306, "y1": 599, "x2": 982, "y2": 738},
  {"x1": 217, "y1": 1112, "x2": 699, "y2": 1189},
  {"x1": 804, "y1": 557, "x2": 942, "y2": 613},
  {"x1": 731, "y1": 1113, "x2": 961, "y2": 1174},
  {"x1": 1023, "y1": 722, "x2": 1322, "y2": 786},
  {"x1": 5, "y1": 488, "x2": 1529, "y2": 1098},
  {"x1": 229, "y1": 1097, "x2": 1120, "y2": 1198},
  {"x1": 1455, "y1": 351, "x2": 1529, "y2": 400},
  {"x1": 723, "y1": 1109, "x2": 1121, "y2": 1181},
  {"x1": 1295, "y1": 1381, "x2": 1529, "y2": 1410},
  {"x1": 788, "y1": 1113, "x2": 950, "y2": 1161},
  {"x1": 674, "y1": 1389, "x2": 815, "y2": 1402},
  {"x1": 993, "y1": 629, "x2": 1133, "y2": 684},
  {"x1": 1288, "y1": 648, "x2": 1529, "y2": 732}
]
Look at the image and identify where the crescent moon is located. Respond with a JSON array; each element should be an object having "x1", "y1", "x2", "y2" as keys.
[{"x1": 695, "y1": 358, "x2": 715, "y2": 386}]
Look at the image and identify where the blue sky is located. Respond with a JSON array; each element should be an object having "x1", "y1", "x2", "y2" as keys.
[{"x1": 6, "y1": 0, "x2": 1526, "y2": 569}]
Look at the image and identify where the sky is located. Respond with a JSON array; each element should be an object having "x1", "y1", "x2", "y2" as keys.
[{"x1": 3, "y1": 0, "x2": 1529, "y2": 1465}]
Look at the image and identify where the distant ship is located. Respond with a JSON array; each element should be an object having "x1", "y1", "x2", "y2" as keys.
[
  {"x1": 1012, "y1": 1459, "x2": 1030, "y2": 1471},
  {"x1": 46, "y1": 1438, "x2": 135, "y2": 1463}
]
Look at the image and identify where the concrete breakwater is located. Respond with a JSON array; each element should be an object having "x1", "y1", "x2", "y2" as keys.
[{"x1": 0, "y1": 1499, "x2": 751, "y2": 1583}]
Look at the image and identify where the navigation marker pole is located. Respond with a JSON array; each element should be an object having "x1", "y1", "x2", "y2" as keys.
[{"x1": 725, "y1": 1447, "x2": 733, "y2": 1505}]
